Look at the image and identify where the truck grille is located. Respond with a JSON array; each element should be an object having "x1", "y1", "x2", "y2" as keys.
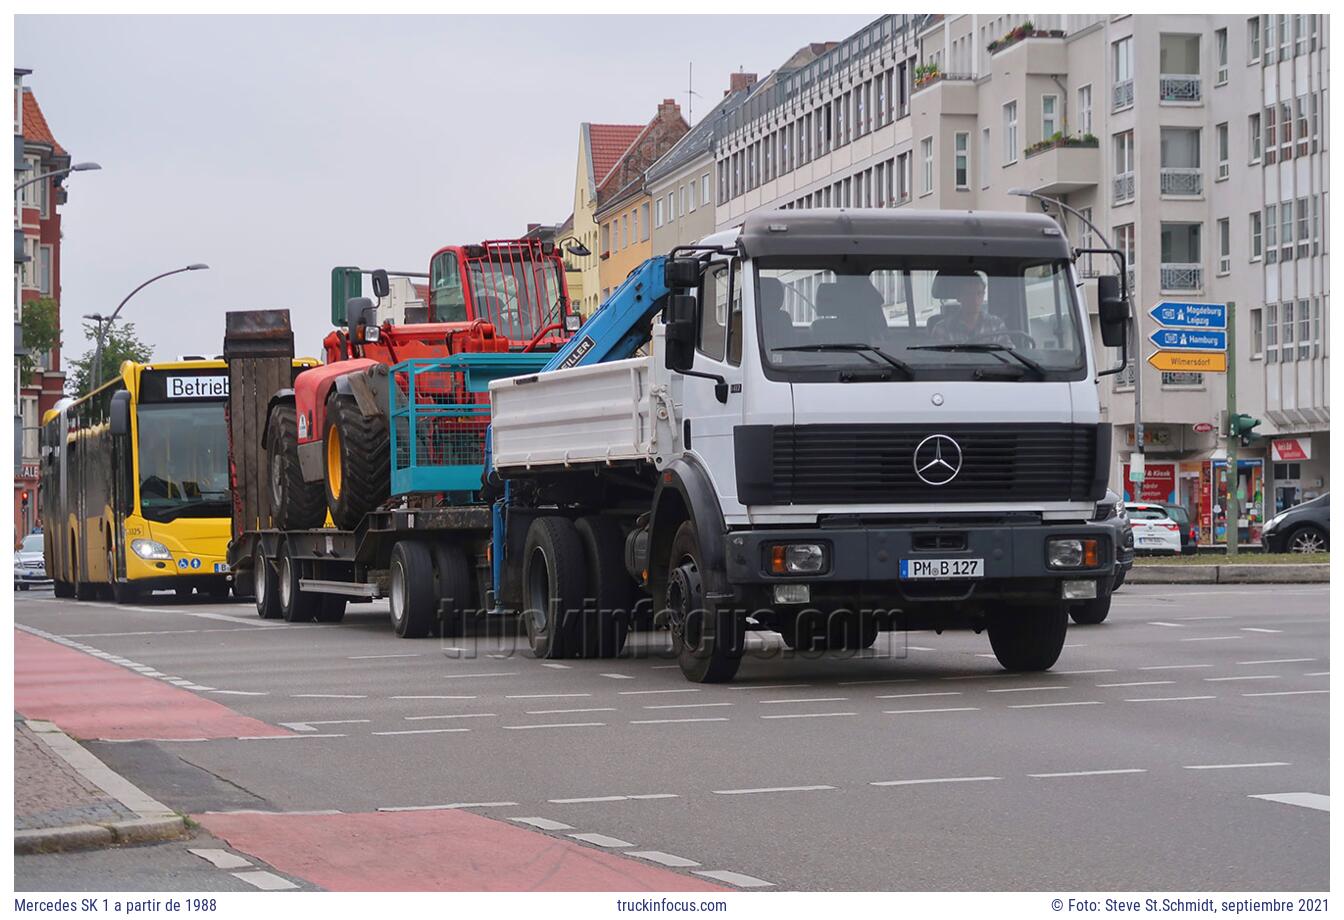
[{"x1": 736, "y1": 423, "x2": 1102, "y2": 505}]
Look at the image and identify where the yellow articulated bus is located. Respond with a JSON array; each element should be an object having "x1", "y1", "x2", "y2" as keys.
[{"x1": 40, "y1": 358, "x2": 311, "y2": 603}]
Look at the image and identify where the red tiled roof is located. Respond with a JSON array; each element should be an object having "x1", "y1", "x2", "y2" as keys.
[
  {"x1": 588, "y1": 123, "x2": 643, "y2": 189},
  {"x1": 22, "y1": 90, "x2": 66, "y2": 157}
]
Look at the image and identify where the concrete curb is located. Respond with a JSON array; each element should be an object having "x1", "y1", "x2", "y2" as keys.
[
  {"x1": 16, "y1": 720, "x2": 187, "y2": 854},
  {"x1": 1128, "y1": 564, "x2": 1329, "y2": 584}
]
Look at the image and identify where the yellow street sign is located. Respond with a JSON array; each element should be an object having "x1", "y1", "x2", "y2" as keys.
[{"x1": 1146, "y1": 350, "x2": 1228, "y2": 373}]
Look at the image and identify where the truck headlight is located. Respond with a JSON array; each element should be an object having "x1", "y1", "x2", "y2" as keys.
[
  {"x1": 131, "y1": 539, "x2": 172, "y2": 560},
  {"x1": 1047, "y1": 537, "x2": 1100, "y2": 569},
  {"x1": 768, "y1": 542, "x2": 826, "y2": 575}
]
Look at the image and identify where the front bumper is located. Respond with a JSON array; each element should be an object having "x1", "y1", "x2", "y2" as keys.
[{"x1": 724, "y1": 521, "x2": 1114, "y2": 611}]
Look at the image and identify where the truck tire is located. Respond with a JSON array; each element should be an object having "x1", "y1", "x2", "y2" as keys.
[
  {"x1": 1069, "y1": 596, "x2": 1112, "y2": 625},
  {"x1": 389, "y1": 540, "x2": 436, "y2": 638},
  {"x1": 826, "y1": 611, "x2": 880, "y2": 651},
  {"x1": 53, "y1": 580, "x2": 75, "y2": 599},
  {"x1": 780, "y1": 610, "x2": 827, "y2": 652},
  {"x1": 277, "y1": 544, "x2": 321, "y2": 623},
  {"x1": 324, "y1": 394, "x2": 390, "y2": 531},
  {"x1": 267, "y1": 403, "x2": 326, "y2": 530},
  {"x1": 314, "y1": 594, "x2": 347, "y2": 623},
  {"x1": 988, "y1": 602, "x2": 1069, "y2": 671},
  {"x1": 522, "y1": 516, "x2": 587, "y2": 659},
  {"x1": 575, "y1": 516, "x2": 633, "y2": 658},
  {"x1": 254, "y1": 548, "x2": 282, "y2": 619},
  {"x1": 666, "y1": 521, "x2": 743, "y2": 683},
  {"x1": 432, "y1": 541, "x2": 473, "y2": 639}
]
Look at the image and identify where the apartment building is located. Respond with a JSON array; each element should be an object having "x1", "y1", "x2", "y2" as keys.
[{"x1": 712, "y1": 13, "x2": 1329, "y2": 543}]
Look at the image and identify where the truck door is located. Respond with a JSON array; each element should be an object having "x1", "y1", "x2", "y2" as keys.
[{"x1": 682, "y1": 258, "x2": 745, "y2": 503}]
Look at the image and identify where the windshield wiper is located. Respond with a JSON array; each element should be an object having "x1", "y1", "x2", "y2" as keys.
[
  {"x1": 907, "y1": 342, "x2": 1047, "y2": 379},
  {"x1": 772, "y1": 343, "x2": 915, "y2": 379}
]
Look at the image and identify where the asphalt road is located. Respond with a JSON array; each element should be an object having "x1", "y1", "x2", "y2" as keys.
[{"x1": 14, "y1": 582, "x2": 1329, "y2": 891}]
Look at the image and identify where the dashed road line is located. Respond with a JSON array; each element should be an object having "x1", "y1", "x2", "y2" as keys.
[
  {"x1": 540, "y1": 663, "x2": 572, "y2": 669},
  {"x1": 713, "y1": 785, "x2": 834, "y2": 796},
  {"x1": 630, "y1": 717, "x2": 730, "y2": 725},
  {"x1": 1240, "y1": 628, "x2": 1282, "y2": 634},
  {"x1": 548, "y1": 794, "x2": 679, "y2": 804},
  {"x1": 1124, "y1": 696, "x2": 1216, "y2": 703},
  {"x1": 188, "y1": 848, "x2": 252, "y2": 869},
  {"x1": 1304, "y1": 671, "x2": 1329, "y2": 677},
  {"x1": 1242, "y1": 690, "x2": 1329, "y2": 698},
  {"x1": 876, "y1": 691, "x2": 962, "y2": 700},
  {"x1": 1184, "y1": 762, "x2": 1290, "y2": 770},
  {"x1": 1204, "y1": 675, "x2": 1279, "y2": 682},
  {"x1": 232, "y1": 870, "x2": 298, "y2": 891},
  {"x1": 526, "y1": 707, "x2": 618, "y2": 715},
  {"x1": 759, "y1": 711, "x2": 856, "y2": 720},
  {"x1": 642, "y1": 702, "x2": 734, "y2": 710},
  {"x1": 568, "y1": 832, "x2": 633, "y2": 848},
  {"x1": 236, "y1": 733, "x2": 346, "y2": 740},
  {"x1": 1239, "y1": 658, "x2": 1315, "y2": 665},
  {"x1": 1009, "y1": 701, "x2": 1102, "y2": 709},
  {"x1": 630, "y1": 850, "x2": 700, "y2": 868},
  {"x1": 291, "y1": 693, "x2": 367, "y2": 699},
  {"x1": 884, "y1": 707, "x2": 979, "y2": 714},
  {"x1": 1249, "y1": 793, "x2": 1329, "y2": 812},
  {"x1": 694, "y1": 870, "x2": 773, "y2": 888},
  {"x1": 758, "y1": 696, "x2": 849, "y2": 704},
  {"x1": 837, "y1": 678, "x2": 917, "y2": 686},
  {"x1": 378, "y1": 801, "x2": 518, "y2": 812},
  {"x1": 1097, "y1": 680, "x2": 1174, "y2": 688},
  {"x1": 372, "y1": 728, "x2": 471, "y2": 736},
  {"x1": 600, "y1": 673, "x2": 635, "y2": 680},
  {"x1": 507, "y1": 693, "x2": 592, "y2": 699},
  {"x1": 1054, "y1": 669, "x2": 1117, "y2": 675},
  {"x1": 278, "y1": 719, "x2": 370, "y2": 732},
  {"x1": 348, "y1": 653, "x2": 420, "y2": 660},
  {"x1": 724, "y1": 684, "x2": 812, "y2": 691},
  {"x1": 871, "y1": 776, "x2": 999, "y2": 787},
  {"x1": 987, "y1": 686, "x2": 1067, "y2": 693},
  {"x1": 1139, "y1": 664, "x2": 1214, "y2": 670},
  {"x1": 503, "y1": 722, "x2": 606, "y2": 730},
  {"x1": 444, "y1": 672, "x2": 519, "y2": 679},
  {"x1": 1030, "y1": 768, "x2": 1146, "y2": 778},
  {"x1": 617, "y1": 688, "x2": 702, "y2": 695},
  {"x1": 510, "y1": 816, "x2": 573, "y2": 831}
]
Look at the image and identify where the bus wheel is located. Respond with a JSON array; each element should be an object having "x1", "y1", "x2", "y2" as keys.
[
  {"x1": 323, "y1": 394, "x2": 390, "y2": 531},
  {"x1": 110, "y1": 548, "x2": 140, "y2": 605},
  {"x1": 389, "y1": 540, "x2": 435, "y2": 638},
  {"x1": 267, "y1": 403, "x2": 326, "y2": 530},
  {"x1": 254, "y1": 550, "x2": 282, "y2": 619},
  {"x1": 277, "y1": 545, "x2": 321, "y2": 623},
  {"x1": 75, "y1": 580, "x2": 98, "y2": 601}
]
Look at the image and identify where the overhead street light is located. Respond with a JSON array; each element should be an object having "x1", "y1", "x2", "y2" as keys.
[
  {"x1": 13, "y1": 161, "x2": 101, "y2": 194},
  {"x1": 89, "y1": 264, "x2": 211, "y2": 392}
]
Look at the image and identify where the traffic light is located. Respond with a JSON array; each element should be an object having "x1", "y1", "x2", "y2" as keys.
[
  {"x1": 1228, "y1": 413, "x2": 1261, "y2": 447},
  {"x1": 20, "y1": 489, "x2": 30, "y2": 508}
]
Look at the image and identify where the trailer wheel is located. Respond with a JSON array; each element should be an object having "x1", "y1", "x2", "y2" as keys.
[
  {"x1": 389, "y1": 540, "x2": 436, "y2": 638},
  {"x1": 1069, "y1": 596, "x2": 1112, "y2": 626},
  {"x1": 254, "y1": 548, "x2": 282, "y2": 619},
  {"x1": 314, "y1": 594, "x2": 347, "y2": 623},
  {"x1": 324, "y1": 394, "x2": 390, "y2": 531},
  {"x1": 575, "y1": 516, "x2": 633, "y2": 658},
  {"x1": 277, "y1": 544, "x2": 321, "y2": 623},
  {"x1": 666, "y1": 521, "x2": 743, "y2": 683},
  {"x1": 267, "y1": 403, "x2": 326, "y2": 530},
  {"x1": 987, "y1": 602, "x2": 1069, "y2": 671},
  {"x1": 432, "y1": 541, "x2": 473, "y2": 639},
  {"x1": 522, "y1": 516, "x2": 587, "y2": 659}
]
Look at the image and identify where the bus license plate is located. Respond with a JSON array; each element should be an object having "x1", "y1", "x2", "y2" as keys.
[{"x1": 900, "y1": 558, "x2": 984, "y2": 580}]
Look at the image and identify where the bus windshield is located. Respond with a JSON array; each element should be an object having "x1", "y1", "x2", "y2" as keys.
[{"x1": 136, "y1": 402, "x2": 231, "y2": 522}]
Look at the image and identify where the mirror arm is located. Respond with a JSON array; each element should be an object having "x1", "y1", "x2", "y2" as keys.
[{"x1": 679, "y1": 368, "x2": 730, "y2": 403}]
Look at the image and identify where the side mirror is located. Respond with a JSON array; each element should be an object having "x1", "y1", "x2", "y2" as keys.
[
  {"x1": 371, "y1": 269, "x2": 391, "y2": 300},
  {"x1": 664, "y1": 258, "x2": 701, "y2": 291},
  {"x1": 109, "y1": 390, "x2": 131, "y2": 437},
  {"x1": 346, "y1": 296, "x2": 377, "y2": 343},
  {"x1": 664, "y1": 294, "x2": 697, "y2": 372},
  {"x1": 1097, "y1": 274, "x2": 1130, "y2": 348}
]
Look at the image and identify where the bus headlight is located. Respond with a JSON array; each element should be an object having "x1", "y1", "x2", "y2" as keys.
[{"x1": 131, "y1": 539, "x2": 172, "y2": 560}]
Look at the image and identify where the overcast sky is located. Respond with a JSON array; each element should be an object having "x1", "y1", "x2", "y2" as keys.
[{"x1": 16, "y1": 14, "x2": 873, "y2": 365}]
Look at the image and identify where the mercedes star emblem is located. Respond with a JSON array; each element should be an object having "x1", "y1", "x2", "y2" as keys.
[{"x1": 913, "y1": 434, "x2": 963, "y2": 486}]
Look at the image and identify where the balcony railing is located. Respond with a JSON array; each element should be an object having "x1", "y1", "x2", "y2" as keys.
[
  {"x1": 1112, "y1": 79, "x2": 1134, "y2": 110},
  {"x1": 1112, "y1": 171, "x2": 1135, "y2": 204},
  {"x1": 1159, "y1": 166, "x2": 1203, "y2": 196},
  {"x1": 1160, "y1": 262, "x2": 1202, "y2": 291},
  {"x1": 1159, "y1": 74, "x2": 1201, "y2": 102}
]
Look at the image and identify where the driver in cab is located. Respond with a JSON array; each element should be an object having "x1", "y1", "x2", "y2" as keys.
[{"x1": 929, "y1": 272, "x2": 1009, "y2": 344}]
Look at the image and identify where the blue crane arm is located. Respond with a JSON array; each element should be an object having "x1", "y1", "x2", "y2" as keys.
[{"x1": 542, "y1": 256, "x2": 669, "y2": 372}]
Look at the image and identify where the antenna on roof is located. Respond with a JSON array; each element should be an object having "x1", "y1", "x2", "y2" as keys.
[{"x1": 686, "y1": 62, "x2": 701, "y2": 124}]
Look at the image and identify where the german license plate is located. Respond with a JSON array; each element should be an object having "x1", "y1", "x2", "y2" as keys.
[{"x1": 900, "y1": 558, "x2": 984, "y2": 580}]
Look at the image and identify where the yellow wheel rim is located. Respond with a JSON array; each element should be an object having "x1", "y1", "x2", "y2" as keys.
[{"x1": 327, "y1": 425, "x2": 343, "y2": 499}]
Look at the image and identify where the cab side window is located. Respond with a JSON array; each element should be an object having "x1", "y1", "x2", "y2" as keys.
[
  {"x1": 698, "y1": 263, "x2": 728, "y2": 361},
  {"x1": 726, "y1": 260, "x2": 744, "y2": 366},
  {"x1": 431, "y1": 252, "x2": 467, "y2": 323}
]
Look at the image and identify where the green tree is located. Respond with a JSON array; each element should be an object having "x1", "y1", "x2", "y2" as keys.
[
  {"x1": 67, "y1": 319, "x2": 153, "y2": 397},
  {"x1": 19, "y1": 297, "x2": 62, "y2": 378}
]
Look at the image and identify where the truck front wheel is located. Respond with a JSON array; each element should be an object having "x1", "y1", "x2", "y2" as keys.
[
  {"x1": 267, "y1": 404, "x2": 326, "y2": 530},
  {"x1": 666, "y1": 522, "x2": 743, "y2": 683},
  {"x1": 324, "y1": 394, "x2": 390, "y2": 531},
  {"x1": 987, "y1": 602, "x2": 1069, "y2": 671}
]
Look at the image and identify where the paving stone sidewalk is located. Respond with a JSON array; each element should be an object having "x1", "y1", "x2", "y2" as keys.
[{"x1": 15, "y1": 717, "x2": 135, "y2": 831}]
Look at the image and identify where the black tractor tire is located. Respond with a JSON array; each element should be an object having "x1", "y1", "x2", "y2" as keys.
[
  {"x1": 254, "y1": 548, "x2": 283, "y2": 619},
  {"x1": 1070, "y1": 596, "x2": 1112, "y2": 625},
  {"x1": 988, "y1": 602, "x2": 1069, "y2": 671},
  {"x1": 432, "y1": 541, "x2": 474, "y2": 639},
  {"x1": 389, "y1": 540, "x2": 436, "y2": 638},
  {"x1": 267, "y1": 403, "x2": 326, "y2": 530},
  {"x1": 277, "y1": 545, "x2": 321, "y2": 623},
  {"x1": 314, "y1": 594, "x2": 347, "y2": 623},
  {"x1": 575, "y1": 516, "x2": 634, "y2": 658},
  {"x1": 666, "y1": 521, "x2": 744, "y2": 683},
  {"x1": 323, "y1": 394, "x2": 390, "y2": 531},
  {"x1": 522, "y1": 516, "x2": 588, "y2": 659}
]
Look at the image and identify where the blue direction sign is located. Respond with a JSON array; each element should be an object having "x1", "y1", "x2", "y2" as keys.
[
  {"x1": 1149, "y1": 328, "x2": 1227, "y2": 351},
  {"x1": 1149, "y1": 301, "x2": 1227, "y2": 330}
]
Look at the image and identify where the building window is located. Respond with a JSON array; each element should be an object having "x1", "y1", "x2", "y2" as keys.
[
  {"x1": 1248, "y1": 113, "x2": 1262, "y2": 163},
  {"x1": 655, "y1": 198, "x2": 664, "y2": 228},
  {"x1": 1247, "y1": 16, "x2": 1261, "y2": 63},
  {"x1": 1282, "y1": 301, "x2": 1294, "y2": 356},
  {"x1": 701, "y1": 174, "x2": 710, "y2": 209},
  {"x1": 1112, "y1": 36, "x2": 1134, "y2": 110},
  {"x1": 1263, "y1": 106, "x2": 1277, "y2": 164},
  {"x1": 1113, "y1": 130, "x2": 1135, "y2": 204},
  {"x1": 1295, "y1": 96, "x2": 1309, "y2": 157},
  {"x1": 1160, "y1": 222, "x2": 1202, "y2": 291},
  {"x1": 1077, "y1": 84, "x2": 1093, "y2": 135},
  {"x1": 1265, "y1": 204, "x2": 1277, "y2": 264},
  {"x1": 1215, "y1": 123, "x2": 1229, "y2": 180},
  {"x1": 921, "y1": 136, "x2": 934, "y2": 194},
  {"x1": 667, "y1": 192, "x2": 675, "y2": 223},
  {"x1": 1159, "y1": 126, "x2": 1202, "y2": 196},
  {"x1": 1296, "y1": 196, "x2": 1310, "y2": 259},
  {"x1": 896, "y1": 151, "x2": 911, "y2": 202},
  {"x1": 1041, "y1": 94, "x2": 1058, "y2": 141},
  {"x1": 1279, "y1": 101, "x2": 1292, "y2": 161},
  {"x1": 1159, "y1": 34, "x2": 1202, "y2": 102},
  {"x1": 1215, "y1": 28, "x2": 1229, "y2": 85},
  {"x1": 37, "y1": 244, "x2": 52, "y2": 295},
  {"x1": 1280, "y1": 199, "x2": 1293, "y2": 262},
  {"x1": 1250, "y1": 307, "x2": 1263, "y2": 358},
  {"x1": 1250, "y1": 212, "x2": 1263, "y2": 261},
  {"x1": 1217, "y1": 218, "x2": 1230, "y2": 275},
  {"x1": 1294, "y1": 15, "x2": 1307, "y2": 56},
  {"x1": 686, "y1": 183, "x2": 694, "y2": 213},
  {"x1": 621, "y1": 214, "x2": 629, "y2": 249},
  {"x1": 1002, "y1": 101, "x2": 1018, "y2": 165},
  {"x1": 601, "y1": 222, "x2": 610, "y2": 255},
  {"x1": 953, "y1": 131, "x2": 969, "y2": 190},
  {"x1": 640, "y1": 202, "x2": 650, "y2": 241},
  {"x1": 1277, "y1": 14, "x2": 1291, "y2": 60},
  {"x1": 1264, "y1": 15, "x2": 1277, "y2": 64},
  {"x1": 1265, "y1": 303, "x2": 1278, "y2": 362},
  {"x1": 1297, "y1": 299, "x2": 1311, "y2": 360},
  {"x1": 1309, "y1": 93, "x2": 1319, "y2": 152},
  {"x1": 979, "y1": 128, "x2": 991, "y2": 190}
]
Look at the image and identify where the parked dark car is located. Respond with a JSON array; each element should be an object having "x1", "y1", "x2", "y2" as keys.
[
  {"x1": 1071, "y1": 490, "x2": 1131, "y2": 625},
  {"x1": 1165, "y1": 505, "x2": 1199, "y2": 555},
  {"x1": 1261, "y1": 493, "x2": 1329, "y2": 554}
]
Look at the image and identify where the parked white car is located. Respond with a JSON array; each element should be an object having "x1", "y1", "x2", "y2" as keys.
[
  {"x1": 1124, "y1": 503, "x2": 1183, "y2": 555},
  {"x1": 14, "y1": 532, "x2": 50, "y2": 590}
]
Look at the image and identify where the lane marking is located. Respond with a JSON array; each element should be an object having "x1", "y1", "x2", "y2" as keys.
[
  {"x1": 1240, "y1": 628, "x2": 1283, "y2": 634},
  {"x1": 391, "y1": 695, "x2": 477, "y2": 700},
  {"x1": 549, "y1": 795, "x2": 626, "y2": 804},
  {"x1": 377, "y1": 802, "x2": 517, "y2": 811},
  {"x1": 1030, "y1": 768, "x2": 1146, "y2": 778},
  {"x1": 277, "y1": 719, "x2": 369, "y2": 732},
  {"x1": 642, "y1": 702, "x2": 734, "y2": 710},
  {"x1": 188, "y1": 848, "x2": 252, "y2": 869},
  {"x1": 600, "y1": 673, "x2": 635, "y2": 680},
  {"x1": 630, "y1": 717, "x2": 730, "y2": 725},
  {"x1": 236, "y1": 733, "x2": 345, "y2": 740},
  {"x1": 876, "y1": 691, "x2": 962, "y2": 700},
  {"x1": 1243, "y1": 690, "x2": 1329, "y2": 698},
  {"x1": 209, "y1": 690, "x2": 269, "y2": 696},
  {"x1": 232, "y1": 870, "x2": 298, "y2": 891},
  {"x1": 291, "y1": 693, "x2": 366, "y2": 699},
  {"x1": 617, "y1": 688, "x2": 702, "y2": 695},
  {"x1": 1184, "y1": 762, "x2": 1291, "y2": 770},
  {"x1": 1179, "y1": 636, "x2": 1243, "y2": 642},
  {"x1": 628, "y1": 793, "x2": 680, "y2": 800},
  {"x1": 404, "y1": 713, "x2": 497, "y2": 721},
  {"x1": 503, "y1": 722, "x2": 606, "y2": 730},
  {"x1": 1204, "y1": 675, "x2": 1279, "y2": 682},
  {"x1": 540, "y1": 663, "x2": 572, "y2": 670},
  {"x1": 510, "y1": 817, "x2": 573, "y2": 831},
  {"x1": 1304, "y1": 671, "x2": 1329, "y2": 677},
  {"x1": 759, "y1": 711, "x2": 855, "y2": 720},
  {"x1": 348, "y1": 653, "x2": 420, "y2": 660},
  {"x1": 372, "y1": 728, "x2": 472, "y2": 736},
  {"x1": 713, "y1": 785, "x2": 834, "y2": 796},
  {"x1": 724, "y1": 684, "x2": 811, "y2": 691},
  {"x1": 444, "y1": 672, "x2": 519, "y2": 679},
  {"x1": 1054, "y1": 669, "x2": 1117, "y2": 675},
  {"x1": 507, "y1": 693, "x2": 592, "y2": 699},
  {"x1": 941, "y1": 673, "x2": 1026, "y2": 681},
  {"x1": 1248, "y1": 793, "x2": 1329, "y2": 812},
  {"x1": 986, "y1": 686, "x2": 1067, "y2": 693},
  {"x1": 871, "y1": 776, "x2": 999, "y2": 787},
  {"x1": 1147, "y1": 621, "x2": 1185, "y2": 627},
  {"x1": 1239, "y1": 658, "x2": 1315, "y2": 665},
  {"x1": 568, "y1": 833, "x2": 633, "y2": 848},
  {"x1": 525, "y1": 708, "x2": 618, "y2": 715},
  {"x1": 758, "y1": 696, "x2": 849, "y2": 704},
  {"x1": 1177, "y1": 615, "x2": 1232, "y2": 620},
  {"x1": 884, "y1": 707, "x2": 980, "y2": 714},
  {"x1": 1138, "y1": 664, "x2": 1213, "y2": 671},
  {"x1": 1097, "y1": 680, "x2": 1174, "y2": 688},
  {"x1": 1009, "y1": 701, "x2": 1103, "y2": 709},
  {"x1": 1124, "y1": 696, "x2": 1216, "y2": 703},
  {"x1": 630, "y1": 851, "x2": 700, "y2": 868},
  {"x1": 693, "y1": 870, "x2": 774, "y2": 888},
  {"x1": 837, "y1": 678, "x2": 917, "y2": 686}
]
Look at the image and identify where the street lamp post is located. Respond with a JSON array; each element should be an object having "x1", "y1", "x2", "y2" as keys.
[
  {"x1": 1008, "y1": 188, "x2": 1144, "y2": 466},
  {"x1": 13, "y1": 161, "x2": 101, "y2": 194},
  {"x1": 88, "y1": 264, "x2": 210, "y2": 392}
]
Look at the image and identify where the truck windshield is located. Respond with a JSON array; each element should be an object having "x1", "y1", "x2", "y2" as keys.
[
  {"x1": 755, "y1": 256, "x2": 1086, "y2": 381},
  {"x1": 466, "y1": 257, "x2": 566, "y2": 342},
  {"x1": 136, "y1": 402, "x2": 232, "y2": 523}
]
